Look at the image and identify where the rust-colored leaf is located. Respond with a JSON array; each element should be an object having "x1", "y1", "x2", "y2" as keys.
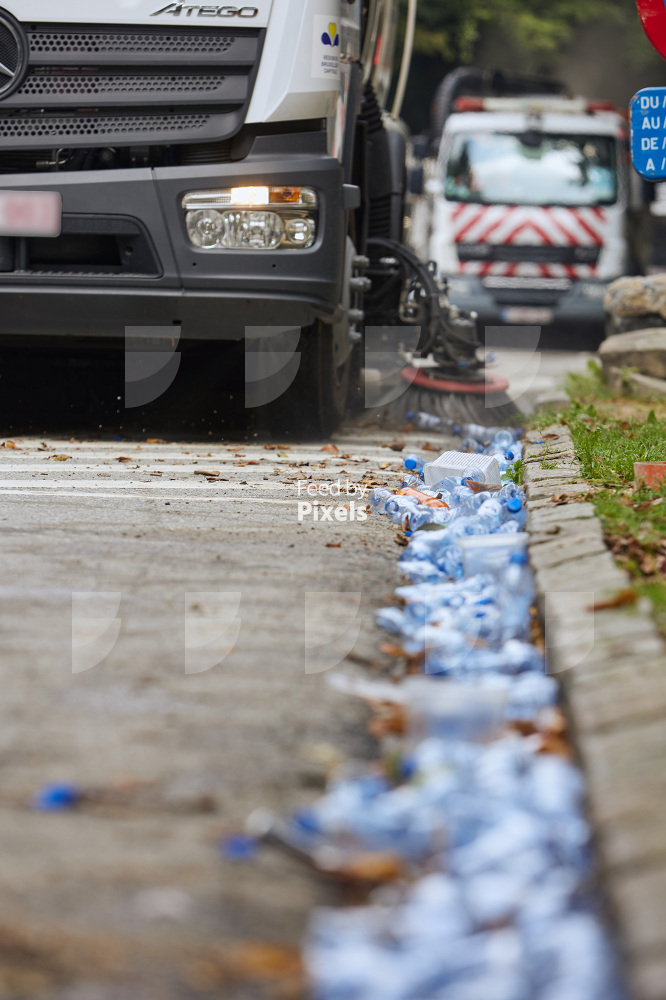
[
  {"x1": 340, "y1": 851, "x2": 404, "y2": 883},
  {"x1": 115, "y1": 456, "x2": 132, "y2": 463},
  {"x1": 367, "y1": 702, "x2": 407, "y2": 737},
  {"x1": 588, "y1": 589, "x2": 638, "y2": 611},
  {"x1": 195, "y1": 470, "x2": 220, "y2": 477},
  {"x1": 379, "y1": 642, "x2": 407, "y2": 658},
  {"x1": 325, "y1": 542, "x2": 342, "y2": 548},
  {"x1": 321, "y1": 444, "x2": 338, "y2": 453},
  {"x1": 1, "y1": 441, "x2": 17, "y2": 449}
]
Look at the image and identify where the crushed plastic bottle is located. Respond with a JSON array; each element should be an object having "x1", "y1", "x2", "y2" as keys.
[
  {"x1": 404, "y1": 453, "x2": 426, "y2": 473},
  {"x1": 279, "y1": 423, "x2": 623, "y2": 1000}
]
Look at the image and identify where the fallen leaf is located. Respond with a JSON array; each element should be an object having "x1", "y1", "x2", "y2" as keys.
[
  {"x1": 543, "y1": 433, "x2": 560, "y2": 440},
  {"x1": 340, "y1": 852, "x2": 404, "y2": 883},
  {"x1": 379, "y1": 642, "x2": 407, "y2": 658},
  {"x1": 1, "y1": 441, "x2": 17, "y2": 449},
  {"x1": 49, "y1": 455, "x2": 71, "y2": 462},
  {"x1": 588, "y1": 589, "x2": 638, "y2": 611},
  {"x1": 367, "y1": 701, "x2": 407, "y2": 737},
  {"x1": 421, "y1": 441, "x2": 438, "y2": 452},
  {"x1": 194, "y1": 470, "x2": 220, "y2": 477},
  {"x1": 146, "y1": 438, "x2": 166, "y2": 444},
  {"x1": 321, "y1": 444, "x2": 338, "y2": 453},
  {"x1": 325, "y1": 542, "x2": 342, "y2": 548},
  {"x1": 115, "y1": 456, "x2": 132, "y2": 463}
]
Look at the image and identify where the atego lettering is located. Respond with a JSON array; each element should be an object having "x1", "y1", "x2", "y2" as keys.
[{"x1": 152, "y1": 4, "x2": 259, "y2": 17}]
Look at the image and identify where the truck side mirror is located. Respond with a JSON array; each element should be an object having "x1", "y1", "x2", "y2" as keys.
[{"x1": 408, "y1": 165, "x2": 424, "y2": 196}]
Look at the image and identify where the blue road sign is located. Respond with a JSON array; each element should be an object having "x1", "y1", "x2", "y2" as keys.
[{"x1": 630, "y1": 87, "x2": 666, "y2": 180}]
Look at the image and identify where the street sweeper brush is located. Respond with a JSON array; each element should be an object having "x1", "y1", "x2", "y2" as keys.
[{"x1": 364, "y1": 237, "x2": 520, "y2": 426}]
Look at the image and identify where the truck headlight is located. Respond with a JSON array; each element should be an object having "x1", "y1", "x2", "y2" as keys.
[{"x1": 182, "y1": 187, "x2": 318, "y2": 250}]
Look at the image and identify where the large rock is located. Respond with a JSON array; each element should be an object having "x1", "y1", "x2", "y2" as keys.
[
  {"x1": 599, "y1": 328, "x2": 666, "y2": 380},
  {"x1": 605, "y1": 275, "x2": 666, "y2": 321},
  {"x1": 604, "y1": 275, "x2": 666, "y2": 335}
]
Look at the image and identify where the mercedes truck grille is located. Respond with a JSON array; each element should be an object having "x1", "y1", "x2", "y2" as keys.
[{"x1": 0, "y1": 23, "x2": 263, "y2": 150}]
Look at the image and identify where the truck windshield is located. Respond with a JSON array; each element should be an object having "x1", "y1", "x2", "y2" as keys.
[{"x1": 444, "y1": 131, "x2": 618, "y2": 206}]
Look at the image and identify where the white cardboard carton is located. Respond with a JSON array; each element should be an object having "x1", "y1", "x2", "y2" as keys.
[{"x1": 423, "y1": 451, "x2": 501, "y2": 488}]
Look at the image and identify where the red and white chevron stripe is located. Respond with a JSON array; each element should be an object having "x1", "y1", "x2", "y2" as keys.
[{"x1": 451, "y1": 204, "x2": 609, "y2": 279}]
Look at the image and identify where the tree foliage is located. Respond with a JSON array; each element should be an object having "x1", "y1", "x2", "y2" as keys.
[{"x1": 411, "y1": 0, "x2": 635, "y2": 67}]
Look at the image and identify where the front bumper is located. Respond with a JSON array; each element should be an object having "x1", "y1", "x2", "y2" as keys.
[
  {"x1": 0, "y1": 132, "x2": 346, "y2": 340},
  {"x1": 445, "y1": 276, "x2": 610, "y2": 330}
]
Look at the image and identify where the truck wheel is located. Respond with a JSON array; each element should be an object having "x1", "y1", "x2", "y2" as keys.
[{"x1": 255, "y1": 318, "x2": 352, "y2": 439}]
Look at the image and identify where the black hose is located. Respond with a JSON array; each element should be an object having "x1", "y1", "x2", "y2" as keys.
[{"x1": 367, "y1": 237, "x2": 481, "y2": 368}]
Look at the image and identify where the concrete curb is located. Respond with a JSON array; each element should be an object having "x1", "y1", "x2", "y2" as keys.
[{"x1": 524, "y1": 426, "x2": 666, "y2": 1000}]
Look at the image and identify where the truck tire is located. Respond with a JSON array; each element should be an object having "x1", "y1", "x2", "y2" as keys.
[{"x1": 255, "y1": 318, "x2": 352, "y2": 439}]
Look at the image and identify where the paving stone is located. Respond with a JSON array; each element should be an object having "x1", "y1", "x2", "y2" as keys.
[
  {"x1": 527, "y1": 503, "x2": 597, "y2": 529},
  {"x1": 597, "y1": 805, "x2": 666, "y2": 872},
  {"x1": 526, "y1": 481, "x2": 591, "y2": 502},
  {"x1": 535, "y1": 550, "x2": 627, "y2": 593},
  {"x1": 529, "y1": 520, "x2": 604, "y2": 547},
  {"x1": 567, "y1": 657, "x2": 666, "y2": 734},
  {"x1": 523, "y1": 467, "x2": 581, "y2": 484},
  {"x1": 630, "y1": 954, "x2": 666, "y2": 1000},
  {"x1": 523, "y1": 449, "x2": 577, "y2": 465},
  {"x1": 529, "y1": 532, "x2": 607, "y2": 571},
  {"x1": 578, "y1": 720, "x2": 666, "y2": 827},
  {"x1": 609, "y1": 866, "x2": 666, "y2": 954}
]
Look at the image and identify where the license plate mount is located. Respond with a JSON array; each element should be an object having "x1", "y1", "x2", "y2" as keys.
[
  {"x1": 500, "y1": 307, "x2": 554, "y2": 325},
  {"x1": 0, "y1": 191, "x2": 62, "y2": 238}
]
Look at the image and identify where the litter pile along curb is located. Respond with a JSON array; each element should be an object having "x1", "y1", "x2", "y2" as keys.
[
  {"x1": 247, "y1": 417, "x2": 628, "y2": 1000},
  {"x1": 523, "y1": 427, "x2": 666, "y2": 1000}
]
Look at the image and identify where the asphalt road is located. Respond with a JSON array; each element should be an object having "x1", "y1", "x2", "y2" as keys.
[{"x1": 0, "y1": 342, "x2": 586, "y2": 999}]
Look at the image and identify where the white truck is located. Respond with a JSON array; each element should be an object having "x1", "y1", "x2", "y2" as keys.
[
  {"x1": 411, "y1": 84, "x2": 635, "y2": 337},
  {"x1": 0, "y1": 0, "x2": 417, "y2": 433}
]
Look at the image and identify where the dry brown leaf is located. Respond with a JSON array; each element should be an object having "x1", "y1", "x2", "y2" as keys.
[
  {"x1": 367, "y1": 702, "x2": 407, "y2": 737},
  {"x1": 146, "y1": 438, "x2": 166, "y2": 444},
  {"x1": 321, "y1": 444, "x2": 339, "y2": 453},
  {"x1": 421, "y1": 441, "x2": 438, "y2": 452},
  {"x1": 49, "y1": 455, "x2": 71, "y2": 462},
  {"x1": 194, "y1": 470, "x2": 220, "y2": 477},
  {"x1": 325, "y1": 542, "x2": 342, "y2": 548},
  {"x1": 115, "y1": 456, "x2": 132, "y2": 463},
  {"x1": 1, "y1": 441, "x2": 17, "y2": 449},
  {"x1": 340, "y1": 852, "x2": 404, "y2": 883},
  {"x1": 379, "y1": 641, "x2": 407, "y2": 658},
  {"x1": 588, "y1": 589, "x2": 638, "y2": 611}
]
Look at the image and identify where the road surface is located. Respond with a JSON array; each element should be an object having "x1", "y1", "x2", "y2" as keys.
[{"x1": 0, "y1": 342, "x2": 584, "y2": 999}]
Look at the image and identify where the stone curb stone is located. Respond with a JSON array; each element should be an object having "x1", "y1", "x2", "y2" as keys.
[{"x1": 525, "y1": 426, "x2": 666, "y2": 1000}]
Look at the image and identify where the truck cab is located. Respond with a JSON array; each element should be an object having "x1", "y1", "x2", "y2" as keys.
[
  {"x1": 0, "y1": 0, "x2": 412, "y2": 433},
  {"x1": 414, "y1": 93, "x2": 632, "y2": 337}
]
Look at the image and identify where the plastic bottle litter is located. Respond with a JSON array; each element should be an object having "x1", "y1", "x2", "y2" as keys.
[
  {"x1": 34, "y1": 783, "x2": 80, "y2": 811},
  {"x1": 271, "y1": 418, "x2": 623, "y2": 1000},
  {"x1": 404, "y1": 453, "x2": 426, "y2": 473},
  {"x1": 498, "y1": 553, "x2": 534, "y2": 643}
]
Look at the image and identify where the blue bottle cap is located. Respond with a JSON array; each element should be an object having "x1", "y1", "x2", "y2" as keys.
[
  {"x1": 34, "y1": 783, "x2": 80, "y2": 811},
  {"x1": 510, "y1": 552, "x2": 528, "y2": 565},
  {"x1": 506, "y1": 498, "x2": 522, "y2": 513}
]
